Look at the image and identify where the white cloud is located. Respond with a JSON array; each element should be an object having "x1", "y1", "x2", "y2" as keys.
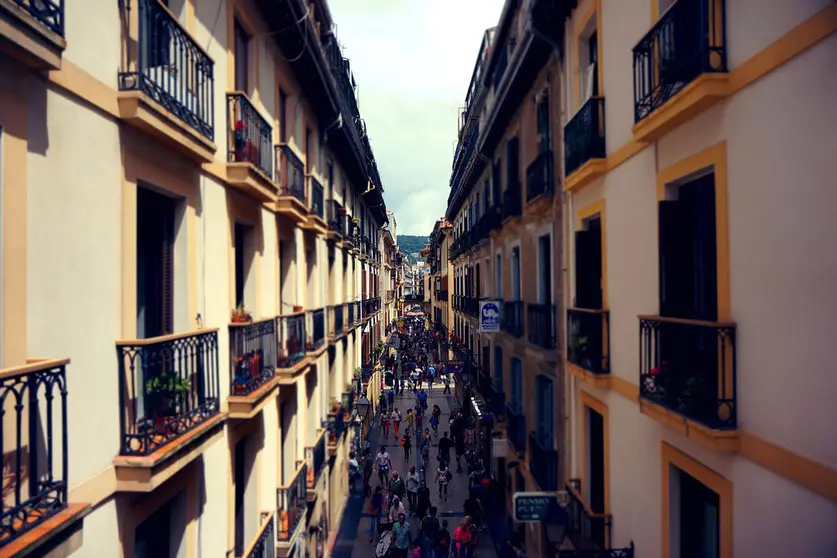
[{"x1": 327, "y1": 0, "x2": 505, "y2": 235}]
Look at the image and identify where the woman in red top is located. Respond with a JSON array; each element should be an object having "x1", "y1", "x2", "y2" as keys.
[{"x1": 451, "y1": 516, "x2": 474, "y2": 558}]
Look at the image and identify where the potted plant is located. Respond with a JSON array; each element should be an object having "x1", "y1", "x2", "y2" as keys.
[
  {"x1": 293, "y1": 305, "x2": 303, "y2": 313},
  {"x1": 306, "y1": 339, "x2": 316, "y2": 352},
  {"x1": 145, "y1": 371, "x2": 190, "y2": 430},
  {"x1": 234, "y1": 121, "x2": 247, "y2": 162},
  {"x1": 231, "y1": 304, "x2": 252, "y2": 323}
]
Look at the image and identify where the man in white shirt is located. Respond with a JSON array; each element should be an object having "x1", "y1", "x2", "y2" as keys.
[{"x1": 405, "y1": 465, "x2": 420, "y2": 513}]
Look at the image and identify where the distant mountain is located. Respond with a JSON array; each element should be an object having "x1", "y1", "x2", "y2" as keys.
[{"x1": 397, "y1": 235, "x2": 428, "y2": 264}]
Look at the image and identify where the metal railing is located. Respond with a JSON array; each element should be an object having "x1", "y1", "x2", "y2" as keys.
[
  {"x1": 277, "y1": 313, "x2": 306, "y2": 369},
  {"x1": 344, "y1": 303, "x2": 353, "y2": 329},
  {"x1": 505, "y1": 405, "x2": 526, "y2": 455},
  {"x1": 566, "y1": 479, "x2": 612, "y2": 550},
  {"x1": 12, "y1": 0, "x2": 64, "y2": 35},
  {"x1": 526, "y1": 150, "x2": 555, "y2": 202},
  {"x1": 501, "y1": 301, "x2": 524, "y2": 337},
  {"x1": 528, "y1": 432, "x2": 558, "y2": 490},
  {"x1": 276, "y1": 463, "x2": 307, "y2": 541},
  {"x1": 567, "y1": 308, "x2": 610, "y2": 374},
  {"x1": 0, "y1": 359, "x2": 69, "y2": 547},
  {"x1": 275, "y1": 145, "x2": 305, "y2": 202},
  {"x1": 327, "y1": 200, "x2": 345, "y2": 235},
  {"x1": 305, "y1": 431, "x2": 327, "y2": 489},
  {"x1": 117, "y1": 330, "x2": 221, "y2": 456},
  {"x1": 632, "y1": 0, "x2": 727, "y2": 123},
  {"x1": 230, "y1": 318, "x2": 277, "y2": 396},
  {"x1": 638, "y1": 315, "x2": 737, "y2": 429},
  {"x1": 244, "y1": 511, "x2": 276, "y2": 558},
  {"x1": 306, "y1": 309, "x2": 325, "y2": 352},
  {"x1": 502, "y1": 180, "x2": 522, "y2": 220},
  {"x1": 565, "y1": 97, "x2": 606, "y2": 177},
  {"x1": 309, "y1": 177, "x2": 324, "y2": 219},
  {"x1": 527, "y1": 303, "x2": 556, "y2": 349},
  {"x1": 227, "y1": 93, "x2": 272, "y2": 177},
  {"x1": 118, "y1": 0, "x2": 214, "y2": 139}
]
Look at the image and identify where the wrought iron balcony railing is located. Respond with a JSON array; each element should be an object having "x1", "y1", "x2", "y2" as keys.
[
  {"x1": 353, "y1": 302, "x2": 361, "y2": 324},
  {"x1": 565, "y1": 478, "x2": 612, "y2": 551},
  {"x1": 305, "y1": 431, "x2": 327, "y2": 489},
  {"x1": 306, "y1": 309, "x2": 325, "y2": 352},
  {"x1": 528, "y1": 432, "x2": 558, "y2": 490},
  {"x1": 227, "y1": 93, "x2": 272, "y2": 177},
  {"x1": 244, "y1": 511, "x2": 275, "y2": 558},
  {"x1": 502, "y1": 180, "x2": 522, "y2": 220},
  {"x1": 526, "y1": 150, "x2": 555, "y2": 202},
  {"x1": 0, "y1": 359, "x2": 69, "y2": 547},
  {"x1": 331, "y1": 304, "x2": 345, "y2": 336},
  {"x1": 632, "y1": 0, "x2": 727, "y2": 123},
  {"x1": 230, "y1": 318, "x2": 277, "y2": 396},
  {"x1": 505, "y1": 405, "x2": 526, "y2": 455},
  {"x1": 276, "y1": 463, "x2": 307, "y2": 541},
  {"x1": 327, "y1": 200, "x2": 345, "y2": 235},
  {"x1": 527, "y1": 303, "x2": 556, "y2": 349},
  {"x1": 567, "y1": 308, "x2": 610, "y2": 375},
  {"x1": 501, "y1": 301, "x2": 524, "y2": 337},
  {"x1": 276, "y1": 144, "x2": 305, "y2": 202},
  {"x1": 565, "y1": 97, "x2": 606, "y2": 177},
  {"x1": 119, "y1": 0, "x2": 214, "y2": 139},
  {"x1": 117, "y1": 330, "x2": 221, "y2": 456},
  {"x1": 309, "y1": 177, "x2": 324, "y2": 219},
  {"x1": 277, "y1": 313, "x2": 306, "y2": 369},
  {"x1": 638, "y1": 315, "x2": 737, "y2": 429}
]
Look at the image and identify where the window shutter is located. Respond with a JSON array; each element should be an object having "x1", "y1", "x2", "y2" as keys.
[
  {"x1": 537, "y1": 95, "x2": 550, "y2": 152},
  {"x1": 658, "y1": 200, "x2": 690, "y2": 318},
  {"x1": 161, "y1": 214, "x2": 174, "y2": 335},
  {"x1": 588, "y1": 221, "x2": 603, "y2": 309}
]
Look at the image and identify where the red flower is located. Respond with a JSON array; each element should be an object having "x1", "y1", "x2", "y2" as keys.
[{"x1": 235, "y1": 120, "x2": 246, "y2": 131}]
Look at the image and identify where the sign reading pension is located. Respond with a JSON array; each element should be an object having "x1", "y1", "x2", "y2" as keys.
[
  {"x1": 443, "y1": 360, "x2": 465, "y2": 375},
  {"x1": 479, "y1": 300, "x2": 501, "y2": 333},
  {"x1": 513, "y1": 492, "x2": 559, "y2": 522}
]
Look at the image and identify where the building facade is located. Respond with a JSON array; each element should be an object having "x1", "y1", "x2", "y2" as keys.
[
  {"x1": 442, "y1": 0, "x2": 837, "y2": 557},
  {"x1": 0, "y1": 0, "x2": 390, "y2": 556},
  {"x1": 426, "y1": 218, "x2": 454, "y2": 359}
]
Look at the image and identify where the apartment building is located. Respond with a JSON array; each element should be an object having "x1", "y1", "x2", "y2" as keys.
[
  {"x1": 381, "y1": 213, "x2": 399, "y2": 332},
  {"x1": 559, "y1": 1, "x2": 837, "y2": 557},
  {"x1": 426, "y1": 218, "x2": 454, "y2": 357},
  {"x1": 0, "y1": 0, "x2": 389, "y2": 556}
]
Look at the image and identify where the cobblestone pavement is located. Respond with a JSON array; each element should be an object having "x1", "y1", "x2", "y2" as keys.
[{"x1": 332, "y1": 378, "x2": 496, "y2": 558}]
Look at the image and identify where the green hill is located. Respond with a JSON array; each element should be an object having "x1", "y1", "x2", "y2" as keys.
[{"x1": 397, "y1": 235, "x2": 428, "y2": 265}]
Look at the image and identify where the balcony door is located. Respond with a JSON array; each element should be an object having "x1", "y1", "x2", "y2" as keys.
[
  {"x1": 588, "y1": 407, "x2": 606, "y2": 546},
  {"x1": 678, "y1": 468, "x2": 720, "y2": 558},
  {"x1": 535, "y1": 375, "x2": 553, "y2": 447},
  {"x1": 137, "y1": 186, "x2": 176, "y2": 339},
  {"x1": 234, "y1": 19, "x2": 250, "y2": 93},
  {"x1": 537, "y1": 234, "x2": 551, "y2": 305},
  {"x1": 511, "y1": 247, "x2": 521, "y2": 301},
  {"x1": 575, "y1": 217, "x2": 603, "y2": 310},
  {"x1": 135, "y1": 491, "x2": 187, "y2": 558},
  {"x1": 234, "y1": 435, "x2": 258, "y2": 556}
]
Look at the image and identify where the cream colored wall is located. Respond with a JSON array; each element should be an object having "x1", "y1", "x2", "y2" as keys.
[{"x1": 564, "y1": 1, "x2": 837, "y2": 556}]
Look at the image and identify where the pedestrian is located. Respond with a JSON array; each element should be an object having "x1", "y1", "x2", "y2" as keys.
[
  {"x1": 420, "y1": 507, "x2": 440, "y2": 558},
  {"x1": 443, "y1": 373, "x2": 451, "y2": 394},
  {"x1": 387, "y1": 388, "x2": 395, "y2": 409},
  {"x1": 406, "y1": 465, "x2": 420, "y2": 512},
  {"x1": 416, "y1": 480, "x2": 431, "y2": 519},
  {"x1": 429, "y1": 411, "x2": 439, "y2": 436},
  {"x1": 390, "y1": 513, "x2": 411, "y2": 558},
  {"x1": 389, "y1": 496, "x2": 406, "y2": 524},
  {"x1": 382, "y1": 409, "x2": 391, "y2": 438},
  {"x1": 402, "y1": 431, "x2": 412, "y2": 460},
  {"x1": 406, "y1": 408, "x2": 414, "y2": 433},
  {"x1": 375, "y1": 446, "x2": 391, "y2": 486},
  {"x1": 390, "y1": 471, "x2": 406, "y2": 503},
  {"x1": 463, "y1": 493, "x2": 484, "y2": 532},
  {"x1": 363, "y1": 447, "x2": 374, "y2": 497},
  {"x1": 435, "y1": 461, "x2": 451, "y2": 500},
  {"x1": 450, "y1": 517, "x2": 473, "y2": 558},
  {"x1": 437, "y1": 520, "x2": 451, "y2": 558},
  {"x1": 438, "y1": 432, "x2": 453, "y2": 466},
  {"x1": 367, "y1": 486, "x2": 383, "y2": 542},
  {"x1": 393, "y1": 408, "x2": 403, "y2": 438},
  {"x1": 416, "y1": 388, "x2": 428, "y2": 412}
]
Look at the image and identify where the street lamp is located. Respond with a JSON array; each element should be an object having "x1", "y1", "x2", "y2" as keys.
[
  {"x1": 356, "y1": 395, "x2": 371, "y2": 423},
  {"x1": 544, "y1": 500, "x2": 570, "y2": 552}
]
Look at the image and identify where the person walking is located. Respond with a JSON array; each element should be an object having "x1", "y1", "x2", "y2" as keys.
[
  {"x1": 406, "y1": 408, "x2": 414, "y2": 434},
  {"x1": 450, "y1": 517, "x2": 473, "y2": 558},
  {"x1": 375, "y1": 446, "x2": 391, "y2": 486},
  {"x1": 402, "y1": 431, "x2": 412, "y2": 461},
  {"x1": 442, "y1": 373, "x2": 451, "y2": 394},
  {"x1": 390, "y1": 470, "x2": 406, "y2": 503},
  {"x1": 435, "y1": 462, "x2": 451, "y2": 500},
  {"x1": 389, "y1": 496, "x2": 406, "y2": 524},
  {"x1": 438, "y1": 432, "x2": 454, "y2": 466},
  {"x1": 390, "y1": 513, "x2": 411, "y2": 558},
  {"x1": 367, "y1": 486, "x2": 383, "y2": 543},
  {"x1": 437, "y1": 520, "x2": 451, "y2": 558},
  {"x1": 406, "y1": 465, "x2": 420, "y2": 512},
  {"x1": 420, "y1": 507, "x2": 440, "y2": 558},
  {"x1": 382, "y1": 409, "x2": 391, "y2": 438},
  {"x1": 429, "y1": 411, "x2": 439, "y2": 436},
  {"x1": 393, "y1": 408, "x2": 403, "y2": 438}
]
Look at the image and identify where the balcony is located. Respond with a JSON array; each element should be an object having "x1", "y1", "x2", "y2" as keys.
[
  {"x1": 275, "y1": 144, "x2": 307, "y2": 222},
  {"x1": 528, "y1": 432, "x2": 558, "y2": 490},
  {"x1": 115, "y1": 330, "x2": 223, "y2": 489},
  {"x1": 527, "y1": 303, "x2": 556, "y2": 349},
  {"x1": 330, "y1": 304, "x2": 346, "y2": 338},
  {"x1": 117, "y1": 0, "x2": 215, "y2": 161},
  {"x1": 305, "y1": 430, "x2": 327, "y2": 496},
  {"x1": 303, "y1": 176, "x2": 327, "y2": 234},
  {"x1": 326, "y1": 200, "x2": 346, "y2": 240},
  {"x1": 306, "y1": 308, "x2": 326, "y2": 355},
  {"x1": 564, "y1": 97, "x2": 607, "y2": 191},
  {"x1": 344, "y1": 303, "x2": 353, "y2": 331},
  {"x1": 567, "y1": 308, "x2": 610, "y2": 386},
  {"x1": 525, "y1": 150, "x2": 555, "y2": 203},
  {"x1": 353, "y1": 302, "x2": 362, "y2": 325},
  {"x1": 632, "y1": 0, "x2": 728, "y2": 141},
  {"x1": 565, "y1": 479, "x2": 614, "y2": 551},
  {"x1": 225, "y1": 93, "x2": 276, "y2": 200},
  {"x1": 638, "y1": 315, "x2": 738, "y2": 451},
  {"x1": 276, "y1": 463, "x2": 307, "y2": 543},
  {"x1": 501, "y1": 301, "x2": 524, "y2": 337},
  {"x1": 228, "y1": 318, "x2": 279, "y2": 418},
  {"x1": 505, "y1": 405, "x2": 526, "y2": 456},
  {"x1": 0, "y1": 359, "x2": 90, "y2": 555},
  {"x1": 326, "y1": 410, "x2": 346, "y2": 456},
  {"x1": 502, "y1": 181, "x2": 522, "y2": 220},
  {"x1": 277, "y1": 313, "x2": 308, "y2": 378},
  {"x1": 1, "y1": 0, "x2": 65, "y2": 69},
  {"x1": 243, "y1": 511, "x2": 275, "y2": 558},
  {"x1": 484, "y1": 205, "x2": 503, "y2": 233}
]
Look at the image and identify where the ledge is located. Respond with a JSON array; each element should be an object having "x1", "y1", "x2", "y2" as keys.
[
  {"x1": 301, "y1": 214, "x2": 329, "y2": 236},
  {"x1": 116, "y1": 91, "x2": 216, "y2": 163},
  {"x1": 225, "y1": 162, "x2": 279, "y2": 203},
  {"x1": 227, "y1": 378, "x2": 280, "y2": 420},
  {"x1": 0, "y1": 502, "x2": 90, "y2": 557},
  {"x1": 277, "y1": 356, "x2": 312, "y2": 384},
  {"x1": 0, "y1": 0, "x2": 66, "y2": 70},
  {"x1": 639, "y1": 397, "x2": 740, "y2": 453},
  {"x1": 275, "y1": 195, "x2": 308, "y2": 223},
  {"x1": 565, "y1": 158, "x2": 608, "y2": 192},
  {"x1": 632, "y1": 73, "x2": 730, "y2": 143},
  {"x1": 567, "y1": 362, "x2": 612, "y2": 389}
]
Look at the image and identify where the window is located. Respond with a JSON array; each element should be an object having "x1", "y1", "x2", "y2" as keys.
[
  {"x1": 536, "y1": 93, "x2": 550, "y2": 153},
  {"x1": 492, "y1": 159, "x2": 502, "y2": 204},
  {"x1": 575, "y1": 216, "x2": 603, "y2": 309},
  {"x1": 495, "y1": 253, "x2": 502, "y2": 299},
  {"x1": 234, "y1": 223, "x2": 256, "y2": 309},
  {"x1": 294, "y1": 99, "x2": 304, "y2": 146},
  {"x1": 305, "y1": 128, "x2": 312, "y2": 173},
  {"x1": 0, "y1": 126, "x2": 3, "y2": 365},
  {"x1": 537, "y1": 234, "x2": 551, "y2": 304},
  {"x1": 588, "y1": 31, "x2": 599, "y2": 98},
  {"x1": 483, "y1": 181, "x2": 490, "y2": 212},
  {"x1": 535, "y1": 375, "x2": 554, "y2": 447},
  {"x1": 279, "y1": 88, "x2": 288, "y2": 142},
  {"x1": 493, "y1": 346, "x2": 503, "y2": 390},
  {"x1": 677, "y1": 468, "x2": 720, "y2": 558},
  {"x1": 234, "y1": 19, "x2": 250, "y2": 93},
  {"x1": 135, "y1": 491, "x2": 187, "y2": 558},
  {"x1": 511, "y1": 247, "x2": 521, "y2": 301},
  {"x1": 505, "y1": 138, "x2": 519, "y2": 189},
  {"x1": 510, "y1": 357, "x2": 523, "y2": 411}
]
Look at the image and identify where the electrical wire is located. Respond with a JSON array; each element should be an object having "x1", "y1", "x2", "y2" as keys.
[{"x1": 273, "y1": 4, "x2": 311, "y2": 63}]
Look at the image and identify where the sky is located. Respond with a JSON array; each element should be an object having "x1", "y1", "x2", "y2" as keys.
[{"x1": 327, "y1": 0, "x2": 506, "y2": 236}]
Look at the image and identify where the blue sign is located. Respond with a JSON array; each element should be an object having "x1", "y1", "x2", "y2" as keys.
[{"x1": 480, "y1": 300, "x2": 501, "y2": 333}]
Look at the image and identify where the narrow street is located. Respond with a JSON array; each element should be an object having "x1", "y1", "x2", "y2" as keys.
[{"x1": 332, "y1": 374, "x2": 498, "y2": 558}]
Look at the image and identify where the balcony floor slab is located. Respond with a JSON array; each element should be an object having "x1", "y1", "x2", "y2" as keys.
[
  {"x1": 227, "y1": 378, "x2": 280, "y2": 420},
  {"x1": 0, "y1": 0, "x2": 66, "y2": 70},
  {"x1": 225, "y1": 162, "x2": 279, "y2": 203},
  {"x1": 565, "y1": 158, "x2": 607, "y2": 192},
  {"x1": 640, "y1": 397, "x2": 740, "y2": 453}
]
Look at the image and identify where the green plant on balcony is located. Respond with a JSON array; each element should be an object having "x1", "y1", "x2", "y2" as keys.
[
  {"x1": 145, "y1": 372, "x2": 191, "y2": 428},
  {"x1": 570, "y1": 334, "x2": 591, "y2": 369}
]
